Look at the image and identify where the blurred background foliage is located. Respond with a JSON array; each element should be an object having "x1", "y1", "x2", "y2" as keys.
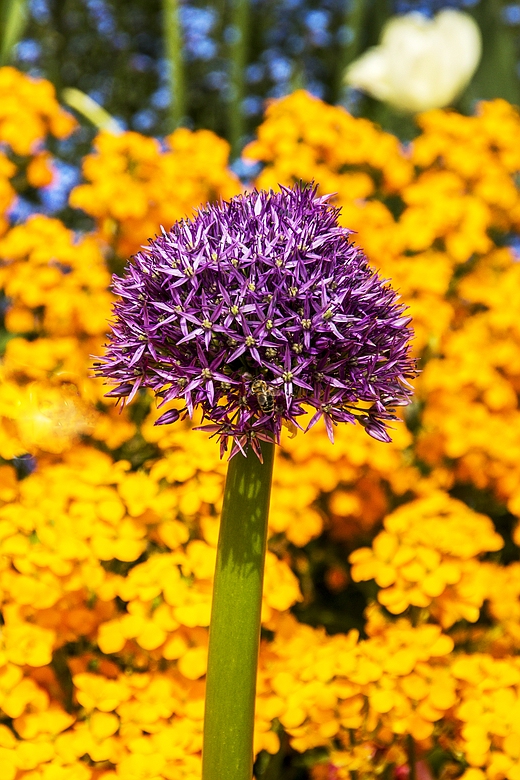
[{"x1": 2, "y1": 0, "x2": 520, "y2": 159}]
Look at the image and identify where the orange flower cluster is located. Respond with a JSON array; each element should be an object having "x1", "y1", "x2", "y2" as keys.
[
  {"x1": 350, "y1": 493, "x2": 503, "y2": 624},
  {"x1": 0, "y1": 67, "x2": 75, "y2": 156},
  {"x1": 261, "y1": 611, "x2": 455, "y2": 750},
  {"x1": 1, "y1": 68, "x2": 520, "y2": 779},
  {"x1": 0, "y1": 68, "x2": 76, "y2": 238},
  {"x1": 69, "y1": 129, "x2": 241, "y2": 256}
]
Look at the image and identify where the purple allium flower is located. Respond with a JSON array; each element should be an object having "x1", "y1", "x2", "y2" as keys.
[{"x1": 95, "y1": 183, "x2": 416, "y2": 459}]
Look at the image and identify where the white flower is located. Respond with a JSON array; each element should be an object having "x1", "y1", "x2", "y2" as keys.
[{"x1": 344, "y1": 10, "x2": 482, "y2": 113}]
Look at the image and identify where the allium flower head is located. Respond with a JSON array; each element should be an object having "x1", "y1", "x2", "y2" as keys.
[{"x1": 96, "y1": 183, "x2": 416, "y2": 458}]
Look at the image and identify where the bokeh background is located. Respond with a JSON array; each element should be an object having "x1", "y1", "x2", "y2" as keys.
[{"x1": 2, "y1": 1, "x2": 520, "y2": 779}]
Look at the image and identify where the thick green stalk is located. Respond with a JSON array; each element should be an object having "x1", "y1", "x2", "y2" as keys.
[
  {"x1": 228, "y1": 0, "x2": 249, "y2": 158},
  {"x1": 162, "y1": 0, "x2": 185, "y2": 131},
  {"x1": 202, "y1": 440, "x2": 275, "y2": 780}
]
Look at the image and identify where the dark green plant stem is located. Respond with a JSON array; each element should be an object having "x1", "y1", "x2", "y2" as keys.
[
  {"x1": 333, "y1": 0, "x2": 368, "y2": 102},
  {"x1": 349, "y1": 728, "x2": 359, "y2": 780},
  {"x1": 0, "y1": 0, "x2": 28, "y2": 66},
  {"x1": 50, "y1": 647, "x2": 74, "y2": 713},
  {"x1": 162, "y1": 0, "x2": 185, "y2": 131},
  {"x1": 407, "y1": 734, "x2": 417, "y2": 780},
  {"x1": 462, "y1": 0, "x2": 520, "y2": 107},
  {"x1": 228, "y1": 0, "x2": 249, "y2": 158},
  {"x1": 254, "y1": 722, "x2": 286, "y2": 779},
  {"x1": 202, "y1": 440, "x2": 275, "y2": 780}
]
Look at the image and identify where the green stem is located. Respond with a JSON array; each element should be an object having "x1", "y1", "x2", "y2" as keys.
[
  {"x1": 62, "y1": 88, "x2": 122, "y2": 134},
  {"x1": 0, "y1": 0, "x2": 28, "y2": 66},
  {"x1": 162, "y1": 0, "x2": 186, "y2": 131},
  {"x1": 202, "y1": 440, "x2": 275, "y2": 780},
  {"x1": 333, "y1": 0, "x2": 369, "y2": 103},
  {"x1": 349, "y1": 729, "x2": 359, "y2": 780},
  {"x1": 407, "y1": 734, "x2": 417, "y2": 780},
  {"x1": 228, "y1": 0, "x2": 249, "y2": 158}
]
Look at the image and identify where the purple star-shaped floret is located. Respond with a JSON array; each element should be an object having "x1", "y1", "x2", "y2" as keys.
[{"x1": 95, "y1": 182, "x2": 416, "y2": 458}]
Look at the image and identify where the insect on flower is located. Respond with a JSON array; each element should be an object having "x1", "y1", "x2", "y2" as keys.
[
  {"x1": 95, "y1": 182, "x2": 417, "y2": 459},
  {"x1": 251, "y1": 379, "x2": 277, "y2": 414}
]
